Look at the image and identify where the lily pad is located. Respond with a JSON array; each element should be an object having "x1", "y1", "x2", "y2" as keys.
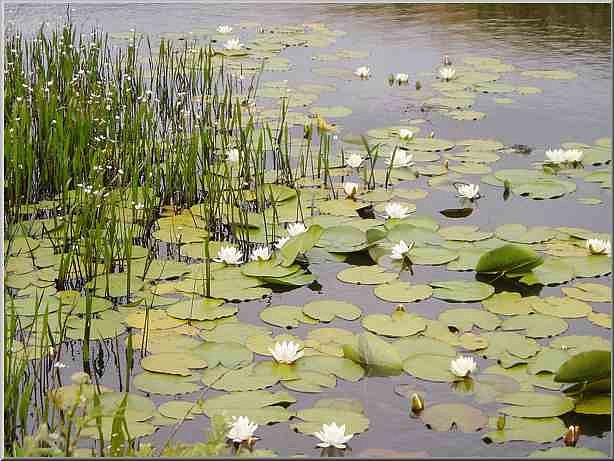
[
  {"x1": 303, "y1": 300, "x2": 362, "y2": 322},
  {"x1": 337, "y1": 265, "x2": 398, "y2": 285},
  {"x1": 561, "y1": 282, "x2": 611, "y2": 303},
  {"x1": 421, "y1": 403, "x2": 488, "y2": 432},
  {"x1": 260, "y1": 305, "x2": 319, "y2": 329},
  {"x1": 438, "y1": 308, "x2": 501, "y2": 332},
  {"x1": 140, "y1": 353, "x2": 207, "y2": 376},
  {"x1": 430, "y1": 280, "x2": 495, "y2": 302},
  {"x1": 362, "y1": 310, "x2": 427, "y2": 338},
  {"x1": 501, "y1": 314, "x2": 568, "y2": 338},
  {"x1": 497, "y1": 391, "x2": 575, "y2": 418},
  {"x1": 403, "y1": 354, "x2": 456, "y2": 382},
  {"x1": 482, "y1": 415, "x2": 566, "y2": 443},
  {"x1": 373, "y1": 281, "x2": 433, "y2": 303}
]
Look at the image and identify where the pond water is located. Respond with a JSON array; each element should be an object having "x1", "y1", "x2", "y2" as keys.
[{"x1": 5, "y1": 3, "x2": 612, "y2": 458}]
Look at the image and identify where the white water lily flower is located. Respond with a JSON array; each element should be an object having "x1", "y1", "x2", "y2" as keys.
[
  {"x1": 344, "y1": 182, "x2": 360, "y2": 198},
  {"x1": 213, "y1": 246, "x2": 243, "y2": 265},
  {"x1": 586, "y1": 238, "x2": 611, "y2": 256},
  {"x1": 269, "y1": 340, "x2": 304, "y2": 364},
  {"x1": 450, "y1": 356, "x2": 477, "y2": 378},
  {"x1": 438, "y1": 66, "x2": 456, "y2": 81},
  {"x1": 287, "y1": 222, "x2": 307, "y2": 237},
  {"x1": 385, "y1": 149, "x2": 414, "y2": 168},
  {"x1": 53, "y1": 362, "x2": 67, "y2": 369},
  {"x1": 354, "y1": 66, "x2": 371, "y2": 78},
  {"x1": 456, "y1": 183, "x2": 480, "y2": 200},
  {"x1": 565, "y1": 149, "x2": 584, "y2": 162},
  {"x1": 399, "y1": 128, "x2": 414, "y2": 141},
  {"x1": 224, "y1": 38, "x2": 243, "y2": 51},
  {"x1": 217, "y1": 25, "x2": 233, "y2": 34},
  {"x1": 545, "y1": 148, "x2": 567, "y2": 164},
  {"x1": 390, "y1": 240, "x2": 412, "y2": 260},
  {"x1": 384, "y1": 202, "x2": 411, "y2": 220},
  {"x1": 227, "y1": 416, "x2": 258, "y2": 443},
  {"x1": 395, "y1": 72, "x2": 409, "y2": 83},
  {"x1": 346, "y1": 153, "x2": 364, "y2": 168},
  {"x1": 314, "y1": 422, "x2": 354, "y2": 449},
  {"x1": 250, "y1": 246, "x2": 272, "y2": 261},
  {"x1": 275, "y1": 237, "x2": 290, "y2": 249},
  {"x1": 226, "y1": 148, "x2": 240, "y2": 162}
]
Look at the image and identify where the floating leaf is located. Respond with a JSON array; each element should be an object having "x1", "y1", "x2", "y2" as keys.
[
  {"x1": 362, "y1": 310, "x2": 427, "y2": 338},
  {"x1": 166, "y1": 298, "x2": 236, "y2": 321},
  {"x1": 554, "y1": 350, "x2": 611, "y2": 383},
  {"x1": 303, "y1": 299, "x2": 362, "y2": 322},
  {"x1": 140, "y1": 353, "x2": 207, "y2": 376},
  {"x1": 497, "y1": 391, "x2": 575, "y2": 418},
  {"x1": 561, "y1": 282, "x2": 611, "y2": 303},
  {"x1": 529, "y1": 296, "x2": 592, "y2": 319},
  {"x1": 529, "y1": 447, "x2": 608, "y2": 458},
  {"x1": 482, "y1": 292, "x2": 534, "y2": 315},
  {"x1": 438, "y1": 308, "x2": 501, "y2": 332},
  {"x1": 501, "y1": 314, "x2": 568, "y2": 339},
  {"x1": 573, "y1": 394, "x2": 611, "y2": 415},
  {"x1": 403, "y1": 354, "x2": 456, "y2": 382},
  {"x1": 291, "y1": 399, "x2": 369, "y2": 435},
  {"x1": 430, "y1": 280, "x2": 494, "y2": 302},
  {"x1": 132, "y1": 372, "x2": 202, "y2": 395},
  {"x1": 482, "y1": 416, "x2": 566, "y2": 443},
  {"x1": 337, "y1": 265, "x2": 398, "y2": 285},
  {"x1": 260, "y1": 305, "x2": 319, "y2": 329},
  {"x1": 373, "y1": 281, "x2": 433, "y2": 303},
  {"x1": 342, "y1": 331, "x2": 403, "y2": 375},
  {"x1": 476, "y1": 244, "x2": 543, "y2": 274},
  {"x1": 189, "y1": 341, "x2": 253, "y2": 369},
  {"x1": 421, "y1": 403, "x2": 487, "y2": 432}
]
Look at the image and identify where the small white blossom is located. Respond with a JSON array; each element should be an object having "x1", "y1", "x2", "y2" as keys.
[
  {"x1": 224, "y1": 38, "x2": 243, "y2": 51},
  {"x1": 586, "y1": 238, "x2": 611, "y2": 256},
  {"x1": 450, "y1": 356, "x2": 477, "y2": 378},
  {"x1": 343, "y1": 182, "x2": 360, "y2": 199},
  {"x1": 385, "y1": 150, "x2": 413, "y2": 168},
  {"x1": 250, "y1": 246, "x2": 272, "y2": 261},
  {"x1": 545, "y1": 148, "x2": 567, "y2": 164},
  {"x1": 438, "y1": 66, "x2": 456, "y2": 81},
  {"x1": 398, "y1": 128, "x2": 414, "y2": 141},
  {"x1": 565, "y1": 149, "x2": 584, "y2": 163},
  {"x1": 390, "y1": 240, "x2": 412, "y2": 260},
  {"x1": 287, "y1": 222, "x2": 307, "y2": 237},
  {"x1": 227, "y1": 416, "x2": 258, "y2": 443},
  {"x1": 314, "y1": 422, "x2": 354, "y2": 449},
  {"x1": 384, "y1": 202, "x2": 411, "y2": 220},
  {"x1": 354, "y1": 66, "x2": 371, "y2": 78},
  {"x1": 346, "y1": 153, "x2": 364, "y2": 169},
  {"x1": 217, "y1": 25, "x2": 233, "y2": 34},
  {"x1": 395, "y1": 73, "x2": 409, "y2": 83},
  {"x1": 456, "y1": 183, "x2": 480, "y2": 200},
  {"x1": 269, "y1": 340, "x2": 304, "y2": 364},
  {"x1": 213, "y1": 246, "x2": 243, "y2": 265}
]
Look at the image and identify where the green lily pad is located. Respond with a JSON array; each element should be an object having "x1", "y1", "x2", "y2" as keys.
[
  {"x1": 296, "y1": 355, "x2": 365, "y2": 382},
  {"x1": 132, "y1": 371, "x2": 202, "y2": 395},
  {"x1": 519, "y1": 258, "x2": 575, "y2": 286},
  {"x1": 528, "y1": 296, "x2": 592, "y2": 318},
  {"x1": 559, "y1": 255, "x2": 612, "y2": 278},
  {"x1": 438, "y1": 308, "x2": 501, "y2": 332},
  {"x1": 166, "y1": 298, "x2": 236, "y2": 321},
  {"x1": 140, "y1": 353, "x2": 207, "y2": 376},
  {"x1": 421, "y1": 403, "x2": 488, "y2": 432},
  {"x1": 527, "y1": 348, "x2": 570, "y2": 375},
  {"x1": 549, "y1": 335, "x2": 611, "y2": 354},
  {"x1": 158, "y1": 400, "x2": 204, "y2": 420},
  {"x1": 554, "y1": 350, "x2": 611, "y2": 383},
  {"x1": 373, "y1": 281, "x2": 433, "y2": 303},
  {"x1": 501, "y1": 314, "x2": 568, "y2": 339},
  {"x1": 201, "y1": 389, "x2": 296, "y2": 424},
  {"x1": 497, "y1": 391, "x2": 575, "y2": 418},
  {"x1": 394, "y1": 336, "x2": 456, "y2": 361},
  {"x1": 439, "y1": 225, "x2": 493, "y2": 242},
  {"x1": 495, "y1": 225, "x2": 556, "y2": 244},
  {"x1": 337, "y1": 265, "x2": 398, "y2": 285},
  {"x1": 189, "y1": 341, "x2": 253, "y2": 369},
  {"x1": 342, "y1": 331, "x2": 403, "y2": 375},
  {"x1": 362, "y1": 310, "x2": 427, "y2": 337},
  {"x1": 562, "y1": 282, "x2": 611, "y2": 303},
  {"x1": 291, "y1": 399, "x2": 369, "y2": 435},
  {"x1": 201, "y1": 364, "x2": 279, "y2": 391},
  {"x1": 408, "y1": 247, "x2": 458, "y2": 265},
  {"x1": 403, "y1": 354, "x2": 456, "y2": 382},
  {"x1": 482, "y1": 292, "x2": 535, "y2": 315},
  {"x1": 430, "y1": 280, "x2": 495, "y2": 302},
  {"x1": 260, "y1": 305, "x2": 319, "y2": 329},
  {"x1": 482, "y1": 415, "x2": 566, "y2": 443},
  {"x1": 476, "y1": 244, "x2": 543, "y2": 274},
  {"x1": 521, "y1": 69, "x2": 577, "y2": 80},
  {"x1": 573, "y1": 394, "x2": 611, "y2": 415},
  {"x1": 303, "y1": 300, "x2": 362, "y2": 322}
]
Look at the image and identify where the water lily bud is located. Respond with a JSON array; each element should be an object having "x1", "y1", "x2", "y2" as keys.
[
  {"x1": 503, "y1": 179, "x2": 511, "y2": 193},
  {"x1": 415, "y1": 80, "x2": 422, "y2": 90},
  {"x1": 429, "y1": 131, "x2": 435, "y2": 138},
  {"x1": 394, "y1": 304, "x2": 406, "y2": 312},
  {"x1": 410, "y1": 393, "x2": 424, "y2": 414},
  {"x1": 443, "y1": 160, "x2": 449, "y2": 170},
  {"x1": 388, "y1": 74, "x2": 395, "y2": 86},
  {"x1": 496, "y1": 415, "x2": 506, "y2": 431},
  {"x1": 564, "y1": 425, "x2": 580, "y2": 447},
  {"x1": 303, "y1": 122, "x2": 312, "y2": 140}
]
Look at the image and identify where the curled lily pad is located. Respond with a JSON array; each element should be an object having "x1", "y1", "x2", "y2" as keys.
[
  {"x1": 430, "y1": 280, "x2": 494, "y2": 302},
  {"x1": 554, "y1": 350, "x2": 611, "y2": 383},
  {"x1": 303, "y1": 299, "x2": 362, "y2": 322},
  {"x1": 421, "y1": 403, "x2": 488, "y2": 432},
  {"x1": 342, "y1": 331, "x2": 403, "y2": 375},
  {"x1": 476, "y1": 244, "x2": 543, "y2": 274}
]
